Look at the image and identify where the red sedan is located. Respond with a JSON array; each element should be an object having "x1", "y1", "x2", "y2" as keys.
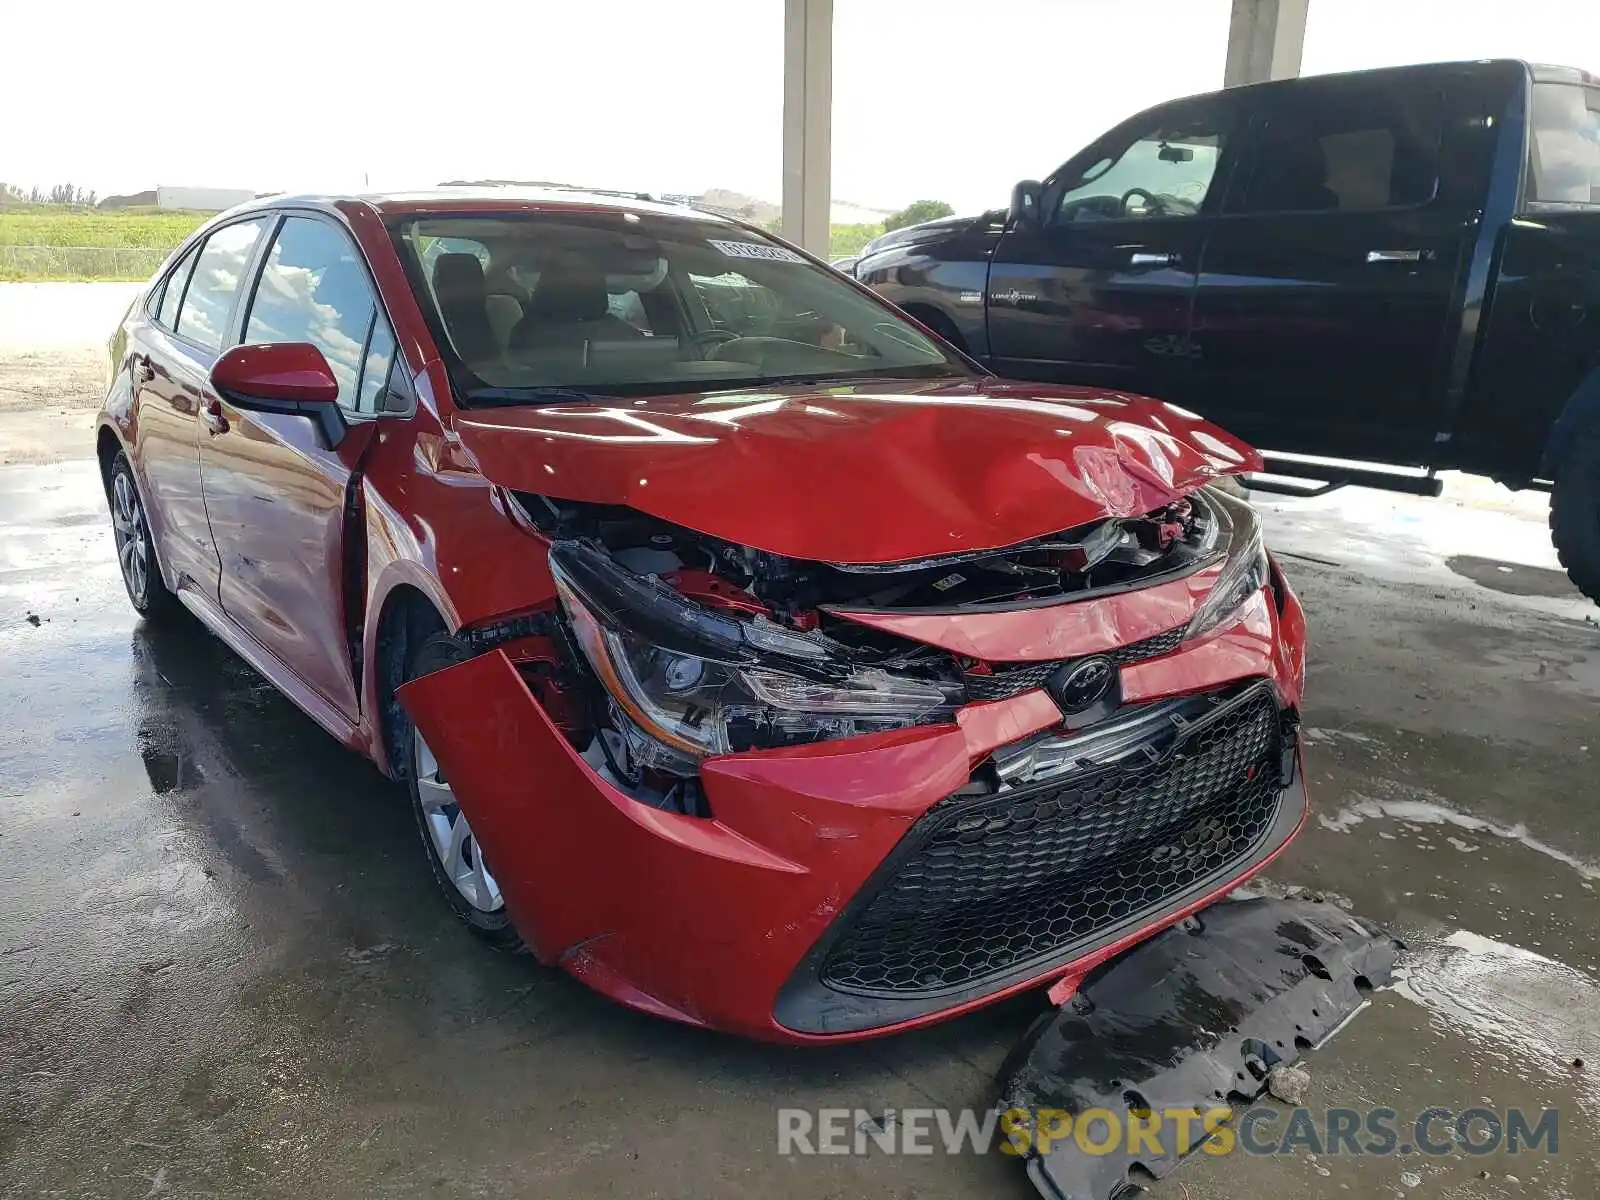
[{"x1": 96, "y1": 188, "x2": 1309, "y2": 1042}]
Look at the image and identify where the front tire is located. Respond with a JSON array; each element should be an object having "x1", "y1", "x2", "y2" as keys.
[
  {"x1": 404, "y1": 632, "x2": 526, "y2": 950},
  {"x1": 1551, "y1": 424, "x2": 1600, "y2": 605},
  {"x1": 107, "y1": 451, "x2": 181, "y2": 622}
]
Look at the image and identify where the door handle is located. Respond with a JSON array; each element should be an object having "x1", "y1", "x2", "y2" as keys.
[
  {"x1": 131, "y1": 354, "x2": 154, "y2": 385},
  {"x1": 1128, "y1": 252, "x2": 1178, "y2": 267},
  {"x1": 1365, "y1": 249, "x2": 1426, "y2": 263},
  {"x1": 199, "y1": 396, "x2": 230, "y2": 436}
]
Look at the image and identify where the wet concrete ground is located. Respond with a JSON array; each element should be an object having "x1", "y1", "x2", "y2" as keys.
[{"x1": 2, "y1": 460, "x2": 1597, "y2": 1200}]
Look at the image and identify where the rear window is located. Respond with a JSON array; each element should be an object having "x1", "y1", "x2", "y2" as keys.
[
  {"x1": 176, "y1": 219, "x2": 269, "y2": 351},
  {"x1": 154, "y1": 248, "x2": 197, "y2": 330},
  {"x1": 1232, "y1": 84, "x2": 1445, "y2": 214},
  {"x1": 1529, "y1": 82, "x2": 1600, "y2": 206}
]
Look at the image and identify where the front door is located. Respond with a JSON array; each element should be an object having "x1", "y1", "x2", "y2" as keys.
[
  {"x1": 198, "y1": 213, "x2": 397, "y2": 721},
  {"x1": 1186, "y1": 73, "x2": 1472, "y2": 463},
  {"x1": 986, "y1": 93, "x2": 1242, "y2": 398}
]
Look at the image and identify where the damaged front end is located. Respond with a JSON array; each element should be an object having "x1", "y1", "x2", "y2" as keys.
[
  {"x1": 505, "y1": 485, "x2": 1264, "y2": 815},
  {"x1": 398, "y1": 474, "x2": 1309, "y2": 1042}
]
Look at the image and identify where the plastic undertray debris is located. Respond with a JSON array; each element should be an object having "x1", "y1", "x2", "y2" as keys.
[{"x1": 995, "y1": 897, "x2": 1401, "y2": 1200}]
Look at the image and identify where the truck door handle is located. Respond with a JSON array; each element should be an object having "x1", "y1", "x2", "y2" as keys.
[
  {"x1": 1128, "y1": 252, "x2": 1178, "y2": 267},
  {"x1": 1365, "y1": 249, "x2": 1426, "y2": 263}
]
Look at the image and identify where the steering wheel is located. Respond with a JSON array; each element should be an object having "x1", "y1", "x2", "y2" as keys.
[{"x1": 1119, "y1": 187, "x2": 1166, "y2": 217}]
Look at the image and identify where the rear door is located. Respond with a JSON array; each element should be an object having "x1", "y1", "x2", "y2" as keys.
[
  {"x1": 131, "y1": 220, "x2": 270, "y2": 600},
  {"x1": 1186, "y1": 72, "x2": 1470, "y2": 462},
  {"x1": 986, "y1": 92, "x2": 1244, "y2": 396},
  {"x1": 198, "y1": 212, "x2": 397, "y2": 721}
]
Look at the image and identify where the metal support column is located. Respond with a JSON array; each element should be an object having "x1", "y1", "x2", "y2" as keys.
[
  {"x1": 782, "y1": 0, "x2": 833, "y2": 255},
  {"x1": 1223, "y1": 0, "x2": 1309, "y2": 87}
]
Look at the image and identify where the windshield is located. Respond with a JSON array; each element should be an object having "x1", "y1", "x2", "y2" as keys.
[{"x1": 391, "y1": 210, "x2": 967, "y2": 401}]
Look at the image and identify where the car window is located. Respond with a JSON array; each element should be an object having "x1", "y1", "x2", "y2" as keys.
[
  {"x1": 392, "y1": 211, "x2": 962, "y2": 397},
  {"x1": 243, "y1": 216, "x2": 393, "y2": 415},
  {"x1": 357, "y1": 319, "x2": 397, "y2": 413},
  {"x1": 1232, "y1": 84, "x2": 1445, "y2": 214},
  {"x1": 176, "y1": 219, "x2": 269, "y2": 351},
  {"x1": 154, "y1": 248, "x2": 198, "y2": 330},
  {"x1": 1052, "y1": 104, "x2": 1231, "y2": 223},
  {"x1": 1529, "y1": 82, "x2": 1600, "y2": 206}
]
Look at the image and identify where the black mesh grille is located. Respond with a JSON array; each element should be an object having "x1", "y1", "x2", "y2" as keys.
[
  {"x1": 819, "y1": 689, "x2": 1285, "y2": 996},
  {"x1": 964, "y1": 626, "x2": 1186, "y2": 701}
]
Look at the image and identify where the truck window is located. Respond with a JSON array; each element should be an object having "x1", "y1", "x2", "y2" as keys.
[
  {"x1": 1232, "y1": 85, "x2": 1445, "y2": 214},
  {"x1": 1528, "y1": 82, "x2": 1600, "y2": 206},
  {"x1": 1050, "y1": 103, "x2": 1231, "y2": 224}
]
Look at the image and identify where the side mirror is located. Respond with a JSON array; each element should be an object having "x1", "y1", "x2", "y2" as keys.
[
  {"x1": 210, "y1": 343, "x2": 347, "y2": 449},
  {"x1": 1010, "y1": 180, "x2": 1043, "y2": 228}
]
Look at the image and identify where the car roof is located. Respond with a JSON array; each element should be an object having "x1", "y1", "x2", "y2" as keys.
[{"x1": 226, "y1": 186, "x2": 738, "y2": 225}]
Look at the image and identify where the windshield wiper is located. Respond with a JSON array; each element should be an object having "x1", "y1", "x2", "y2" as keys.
[{"x1": 461, "y1": 385, "x2": 610, "y2": 407}]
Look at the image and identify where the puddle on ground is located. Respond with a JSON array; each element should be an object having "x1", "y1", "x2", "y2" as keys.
[
  {"x1": 1394, "y1": 930, "x2": 1600, "y2": 1117},
  {"x1": 1316, "y1": 794, "x2": 1600, "y2": 884},
  {"x1": 1444, "y1": 555, "x2": 1581, "y2": 599}
]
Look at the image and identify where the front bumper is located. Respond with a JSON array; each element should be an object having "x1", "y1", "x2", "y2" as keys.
[{"x1": 397, "y1": 575, "x2": 1309, "y2": 1043}]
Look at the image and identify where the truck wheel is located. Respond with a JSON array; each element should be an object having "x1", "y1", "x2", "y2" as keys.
[
  {"x1": 1550, "y1": 424, "x2": 1600, "y2": 604},
  {"x1": 906, "y1": 307, "x2": 969, "y2": 355}
]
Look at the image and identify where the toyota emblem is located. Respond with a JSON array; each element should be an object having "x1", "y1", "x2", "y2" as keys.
[{"x1": 1049, "y1": 656, "x2": 1117, "y2": 714}]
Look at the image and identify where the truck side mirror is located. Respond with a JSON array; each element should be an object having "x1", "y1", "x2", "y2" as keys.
[{"x1": 1010, "y1": 180, "x2": 1043, "y2": 228}]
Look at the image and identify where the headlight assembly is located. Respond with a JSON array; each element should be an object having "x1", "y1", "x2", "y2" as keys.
[
  {"x1": 1185, "y1": 488, "x2": 1271, "y2": 642},
  {"x1": 550, "y1": 540, "x2": 960, "y2": 761}
]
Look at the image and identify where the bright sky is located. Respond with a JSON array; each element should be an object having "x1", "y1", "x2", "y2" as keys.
[{"x1": 6, "y1": 0, "x2": 1599, "y2": 213}]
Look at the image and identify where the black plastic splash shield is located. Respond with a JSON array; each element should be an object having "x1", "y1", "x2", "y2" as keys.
[{"x1": 995, "y1": 897, "x2": 1401, "y2": 1200}]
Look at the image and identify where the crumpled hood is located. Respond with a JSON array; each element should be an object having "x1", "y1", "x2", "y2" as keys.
[{"x1": 451, "y1": 378, "x2": 1261, "y2": 564}]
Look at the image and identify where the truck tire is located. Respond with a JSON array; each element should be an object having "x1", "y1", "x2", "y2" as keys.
[
  {"x1": 904, "y1": 306, "x2": 969, "y2": 355},
  {"x1": 1550, "y1": 423, "x2": 1600, "y2": 604}
]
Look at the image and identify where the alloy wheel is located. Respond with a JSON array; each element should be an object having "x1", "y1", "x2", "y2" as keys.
[
  {"x1": 111, "y1": 471, "x2": 149, "y2": 604},
  {"x1": 414, "y1": 730, "x2": 504, "y2": 913}
]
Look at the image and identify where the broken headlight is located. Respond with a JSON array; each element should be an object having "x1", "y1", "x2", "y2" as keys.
[
  {"x1": 1185, "y1": 488, "x2": 1270, "y2": 642},
  {"x1": 550, "y1": 541, "x2": 960, "y2": 760}
]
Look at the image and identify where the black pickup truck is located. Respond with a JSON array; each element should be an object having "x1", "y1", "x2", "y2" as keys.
[{"x1": 855, "y1": 60, "x2": 1600, "y2": 601}]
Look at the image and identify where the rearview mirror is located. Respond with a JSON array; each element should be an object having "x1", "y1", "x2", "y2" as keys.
[
  {"x1": 1010, "y1": 180, "x2": 1043, "y2": 227},
  {"x1": 1158, "y1": 143, "x2": 1195, "y2": 163},
  {"x1": 210, "y1": 343, "x2": 348, "y2": 449}
]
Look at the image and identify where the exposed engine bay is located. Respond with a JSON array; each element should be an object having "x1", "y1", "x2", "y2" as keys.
[
  {"x1": 496, "y1": 488, "x2": 1244, "y2": 815},
  {"x1": 515, "y1": 490, "x2": 1217, "y2": 618}
]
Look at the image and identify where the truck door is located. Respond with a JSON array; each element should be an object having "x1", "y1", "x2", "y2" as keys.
[
  {"x1": 986, "y1": 92, "x2": 1244, "y2": 397},
  {"x1": 1185, "y1": 72, "x2": 1472, "y2": 463}
]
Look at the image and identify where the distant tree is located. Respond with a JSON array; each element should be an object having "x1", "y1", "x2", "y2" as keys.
[
  {"x1": 883, "y1": 200, "x2": 954, "y2": 232},
  {"x1": 828, "y1": 222, "x2": 885, "y2": 259}
]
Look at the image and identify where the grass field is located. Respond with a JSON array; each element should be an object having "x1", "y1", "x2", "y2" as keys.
[{"x1": 0, "y1": 204, "x2": 210, "y2": 282}]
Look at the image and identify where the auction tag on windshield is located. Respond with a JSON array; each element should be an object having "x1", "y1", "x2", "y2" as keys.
[{"x1": 707, "y1": 239, "x2": 806, "y2": 264}]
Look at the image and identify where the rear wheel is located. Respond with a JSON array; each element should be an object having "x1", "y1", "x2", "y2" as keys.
[
  {"x1": 404, "y1": 632, "x2": 526, "y2": 950},
  {"x1": 1550, "y1": 424, "x2": 1600, "y2": 604},
  {"x1": 107, "y1": 451, "x2": 181, "y2": 621}
]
